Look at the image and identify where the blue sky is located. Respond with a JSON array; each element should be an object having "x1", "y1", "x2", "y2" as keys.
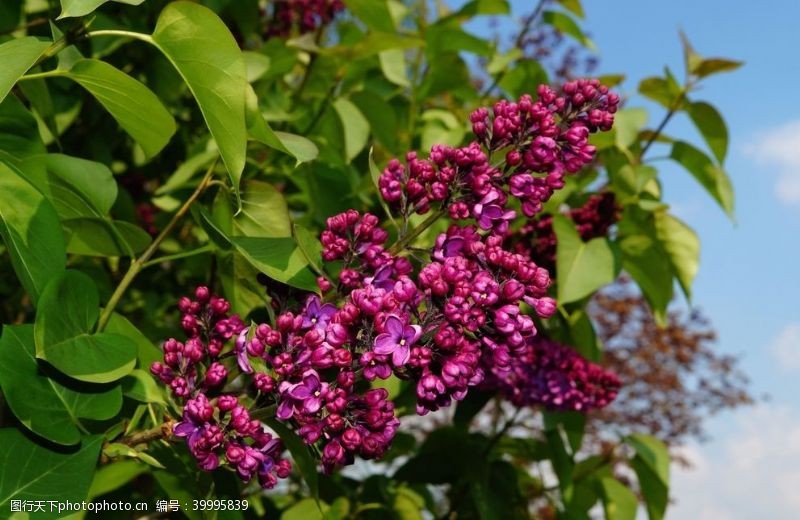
[{"x1": 453, "y1": 0, "x2": 800, "y2": 517}]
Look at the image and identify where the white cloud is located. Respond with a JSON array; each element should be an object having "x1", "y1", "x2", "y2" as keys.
[
  {"x1": 748, "y1": 121, "x2": 800, "y2": 205},
  {"x1": 770, "y1": 323, "x2": 800, "y2": 371},
  {"x1": 669, "y1": 404, "x2": 800, "y2": 519}
]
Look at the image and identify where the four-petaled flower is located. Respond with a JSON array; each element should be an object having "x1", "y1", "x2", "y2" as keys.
[
  {"x1": 472, "y1": 190, "x2": 516, "y2": 234},
  {"x1": 302, "y1": 296, "x2": 337, "y2": 330},
  {"x1": 277, "y1": 370, "x2": 325, "y2": 420},
  {"x1": 373, "y1": 315, "x2": 421, "y2": 366}
]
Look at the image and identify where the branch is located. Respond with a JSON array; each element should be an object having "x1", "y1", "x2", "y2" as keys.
[
  {"x1": 96, "y1": 160, "x2": 217, "y2": 331},
  {"x1": 118, "y1": 419, "x2": 175, "y2": 446}
]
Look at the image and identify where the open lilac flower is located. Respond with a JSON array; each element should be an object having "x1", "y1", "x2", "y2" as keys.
[
  {"x1": 373, "y1": 315, "x2": 422, "y2": 366},
  {"x1": 173, "y1": 414, "x2": 203, "y2": 451},
  {"x1": 360, "y1": 351, "x2": 392, "y2": 380},
  {"x1": 277, "y1": 370, "x2": 325, "y2": 420},
  {"x1": 472, "y1": 190, "x2": 516, "y2": 234},
  {"x1": 302, "y1": 296, "x2": 337, "y2": 330},
  {"x1": 235, "y1": 328, "x2": 253, "y2": 374}
]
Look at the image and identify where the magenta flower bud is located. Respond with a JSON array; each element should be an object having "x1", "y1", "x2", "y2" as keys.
[
  {"x1": 332, "y1": 348, "x2": 352, "y2": 367},
  {"x1": 178, "y1": 296, "x2": 193, "y2": 313},
  {"x1": 184, "y1": 338, "x2": 205, "y2": 362},
  {"x1": 276, "y1": 312, "x2": 295, "y2": 332},
  {"x1": 533, "y1": 297, "x2": 557, "y2": 318},
  {"x1": 217, "y1": 395, "x2": 238, "y2": 412},
  {"x1": 185, "y1": 394, "x2": 214, "y2": 422},
  {"x1": 322, "y1": 440, "x2": 346, "y2": 467},
  {"x1": 225, "y1": 442, "x2": 245, "y2": 464},
  {"x1": 170, "y1": 377, "x2": 189, "y2": 398},
  {"x1": 194, "y1": 286, "x2": 210, "y2": 302},
  {"x1": 325, "y1": 413, "x2": 345, "y2": 432},
  {"x1": 198, "y1": 452, "x2": 219, "y2": 471},
  {"x1": 341, "y1": 428, "x2": 361, "y2": 451},
  {"x1": 254, "y1": 373, "x2": 276, "y2": 393},
  {"x1": 230, "y1": 406, "x2": 252, "y2": 433},
  {"x1": 204, "y1": 362, "x2": 227, "y2": 387},
  {"x1": 317, "y1": 276, "x2": 332, "y2": 292},
  {"x1": 244, "y1": 336, "x2": 263, "y2": 356}
]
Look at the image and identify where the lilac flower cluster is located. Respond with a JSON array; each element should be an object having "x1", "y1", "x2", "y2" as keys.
[
  {"x1": 485, "y1": 337, "x2": 621, "y2": 411},
  {"x1": 152, "y1": 80, "x2": 622, "y2": 486},
  {"x1": 379, "y1": 79, "x2": 619, "y2": 226},
  {"x1": 510, "y1": 192, "x2": 621, "y2": 273},
  {"x1": 232, "y1": 295, "x2": 402, "y2": 474},
  {"x1": 265, "y1": 0, "x2": 345, "y2": 37},
  {"x1": 151, "y1": 288, "x2": 292, "y2": 488}
]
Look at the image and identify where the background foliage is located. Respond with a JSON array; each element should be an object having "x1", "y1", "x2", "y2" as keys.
[{"x1": 0, "y1": 0, "x2": 749, "y2": 518}]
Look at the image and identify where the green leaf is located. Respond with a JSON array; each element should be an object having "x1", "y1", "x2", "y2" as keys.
[
  {"x1": 294, "y1": 224, "x2": 324, "y2": 274},
  {"x1": 426, "y1": 26, "x2": 492, "y2": 57},
  {"x1": 122, "y1": 369, "x2": 167, "y2": 405},
  {"x1": 395, "y1": 427, "x2": 489, "y2": 484},
  {"x1": 498, "y1": 59, "x2": 548, "y2": 99},
  {"x1": 454, "y1": 0, "x2": 510, "y2": 17},
  {"x1": 0, "y1": 430, "x2": 102, "y2": 519},
  {"x1": 554, "y1": 214, "x2": 618, "y2": 304},
  {"x1": 64, "y1": 218, "x2": 152, "y2": 257},
  {"x1": 351, "y1": 90, "x2": 399, "y2": 150},
  {"x1": 105, "y1": 312, "x2": 162, "y2": 367},
  {"x1": 686, "y1": 101, "x2": 728, "y2": 163},
  {"x1": 692, "y1": 58, "x2": 743, "y2": 79},
  {"x1": 35, "y1": 270, "x2": 137, "y2": 383},
  {"x1": 670, "y1": 141, "x2": 734, "y2": 218},
  {"x1": 559, "y1": 0, "x2": 585, "y2": 18},
  {"x1": 0, "y1": 95, "x2": 46, "y2": 163},
  {"x1": 88, "y1": 460, "x2": 148, "y2": 500},
  {"x1": 638, "y1": 75, "x2": 683, "y2": 110},
  {"x1": 598, "y1": 478, "x2": 637, "y2": 520},
  {"x1": 379, "y1": 49, "x2": 410, "y2": 87},
  {"x1": 232, "y1": 237, "x2": 318, "y2": 293},
  {"x1": 453, "y1": 390, "x2": 492, "y2": 430},
  {"x1": 0, "y1": 0, "x2": 22, "y2": 33},
  {"x1": 333, "y1": 98, "x2": 370, "y2": 163},
  {"x1": 654, "y1": 213, "x2": 699, "y2": 300},
  {"x1": 617, "y1": 210, "x2": 674, "y2": 324},
  {"x1": 542, "y1": 11, "x2": 592, "y2": 48},
  {"x1": 614, "y1": 108, "x2": 648, "y2": 150},
  {"x1": 0, "y1": 325, "x2": 122, "y2": 446},
  {"x1": 243, "y1": 51, "x2": 271, "y2": 83},
  {"x1": 284, "y1": 498, "x2": 327, "y2": 520},
  {"x1": 21, "y1": 153, "x2": 118, "y2": 219},
  {"x1": 59, "y1": 0, "x2": 144, "y2": 18},
  {"x1": 246, "y1": 86, "x2": 318, "y2": 164},
  {"x1": 157, "y1": 150, "x2": 218, "y2": 195},
  {"x1": 152, "y1": 1, "x2": 248, "y2": 193},
  {"x1": 65, "y1": 59, "x2": 176, "y2": 158},
  {"x1": 0, "y1": 37, "x2": 51, "y2": 104},
  {"x1": 0, "y1": 161, "x2": 66, "y2": 303},
  {"x1": 626, "y1": 434, "x2": 670, "y2": 520},
  {"x1": 265, "y1": 418, "x2": 319, "y2": 499},
  {"x1": 345, "y1": 0, "x2": 395, "y2": 32},
  {"x1": 627, "y1": 435, "x2": 669, "y2": 484},
  {"x1": 419, "y1": 52, "x2": 470, "y2": 98},
  {"x1": 234, "y1": 180, "x2": 292, "y2": 238}
]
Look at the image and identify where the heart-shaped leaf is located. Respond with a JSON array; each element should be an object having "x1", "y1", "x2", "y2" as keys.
[
  {"x1": 0, "y1": 430, "x2": 102, "y2": 519},
  {"x1": 35, "y1": 270, "x2": 137, "y2": 383},
  {"x1": 0, "y1": 161, "x2": 66, "y2": 304},
  {"x1": 58, "y1": 0, "x2": 144, "y2": 19},
  {"x1": 0, "y1": 325, "x2": 122, "y2": 445},
  {"x1": 554, "y1": 214, "x2": 619, "y2": 304}
]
